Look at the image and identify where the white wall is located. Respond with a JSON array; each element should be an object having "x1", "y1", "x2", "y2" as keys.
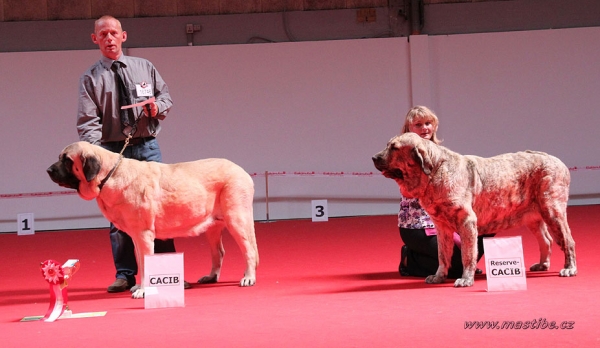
[
  {"x1": 0, "y1": 38, "x2": 409, "y2": 232},
  {"x1": 1, "y1": 27, "x2": 599, "y2": 233},
  {"x1": 426, "y1": 27, "x2": 600, "y2": 196}
]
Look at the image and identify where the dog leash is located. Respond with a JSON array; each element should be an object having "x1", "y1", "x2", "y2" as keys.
[
  {"x1": 97, "y1": 135, "x2": 131, "y2": 191},
  {"x1": 98, "y1": 98, "x2": 152, "y2": 191}
]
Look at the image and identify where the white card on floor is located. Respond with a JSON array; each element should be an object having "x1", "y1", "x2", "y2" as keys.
[
  {"x1": 311, "y1": 199, "x2": 328, "y2": 222},
  {"x1": 144, "y1": 253, "x2": 185, "y2": 309},
  {"x1": 17, "y1": 213, "x2": 35, "y2": 235},
  {"x1": 483, "y1": 236, "x2": 527, "y2": 291}
]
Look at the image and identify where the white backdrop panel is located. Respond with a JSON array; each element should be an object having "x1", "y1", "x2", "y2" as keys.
[
  {"x1": 427, "y1": 27, "x2": 600, "y2": 200},
  {"x1": 0, "y1": 38, "x2": 409, "y2": 232},
  {"x1": 1, "y1": 28, "x2": 598, "y2": 233}
]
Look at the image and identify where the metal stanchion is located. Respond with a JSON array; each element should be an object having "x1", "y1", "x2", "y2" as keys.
[{"x1": 264, "y1": 170, "x2": 270, "y2": 222}]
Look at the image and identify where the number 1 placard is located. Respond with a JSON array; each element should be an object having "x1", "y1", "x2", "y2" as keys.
[
  {"x1": 311, "y1": 200, "x2": 328, "y2": 222},
  {"x1": 18, "y1": 213, "x2": 35, "y2": 235}
]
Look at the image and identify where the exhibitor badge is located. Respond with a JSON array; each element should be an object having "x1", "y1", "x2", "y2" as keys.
[{"x1": 135, "y1": 82, "x2": 153, "y2": 97}]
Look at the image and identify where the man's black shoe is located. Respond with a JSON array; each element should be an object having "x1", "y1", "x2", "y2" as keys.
[{"x1": 107, "y1": 278, "x2": 132, "y2": 293}]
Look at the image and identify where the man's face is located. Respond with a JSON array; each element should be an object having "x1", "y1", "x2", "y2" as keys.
[{"x1": 91, "y1": 18, "x2": 127, "y2": 60}]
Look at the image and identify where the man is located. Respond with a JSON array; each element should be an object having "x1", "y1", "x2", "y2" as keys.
[{"x1": 77, "y1": 15, "x2": 188, "y2": 292}]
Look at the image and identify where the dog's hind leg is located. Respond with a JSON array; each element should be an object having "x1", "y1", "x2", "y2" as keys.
[
  {"x1": 197, "y1": 226, "x2": 225, "y2": 284},
  {"x1": 526, "y1": 217, "x2": 552, "y2": 272},
  {"x1": 538, "y1": 171, "x2": 577, "y2": 277},
  {"x1": 541, "y1": 206, "x2": 577, "y2": 277},
  {"x1": 226, "y1": 217, "x2": 258, "y2": 287},
  {"x1": 220, "y1": 180, "x2": 259, "y2": 287}
]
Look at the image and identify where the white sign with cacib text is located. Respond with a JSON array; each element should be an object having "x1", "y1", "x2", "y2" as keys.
[
  {"x1": 144, "y1": 253, "x2": 185, "y2": 309},
  {"x1": 483, "y1": 236, "x2": 527, "y2": 291}
]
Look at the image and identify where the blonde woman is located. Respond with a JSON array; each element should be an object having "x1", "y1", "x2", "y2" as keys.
[{"x1": 397, "y1": 106, "x2": 488, "y2": 277}]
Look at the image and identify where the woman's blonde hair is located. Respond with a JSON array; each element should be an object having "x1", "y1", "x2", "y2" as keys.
[{"x1": 401, "y1": 105, "x2": 442, "y2": 145}]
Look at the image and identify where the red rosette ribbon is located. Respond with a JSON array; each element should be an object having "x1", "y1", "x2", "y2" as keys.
[
  {"x1": 40, "y1": 260, "x2": 67, "y2": 322},
  {"x1": 40, "y1": 260, "x2": 65, "y2": 285}
]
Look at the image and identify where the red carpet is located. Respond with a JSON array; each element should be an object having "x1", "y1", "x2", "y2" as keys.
[{"x1": 2, "y1": 206, "x2": 599, "y2": 347}]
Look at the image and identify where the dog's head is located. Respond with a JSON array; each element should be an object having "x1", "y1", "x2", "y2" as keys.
[
  {"x1": 47, "y1": 142, "x2": 103, "y2": 200},
  {"x1": 372, "y1": 133, "x2": 434, "y2": 198}
]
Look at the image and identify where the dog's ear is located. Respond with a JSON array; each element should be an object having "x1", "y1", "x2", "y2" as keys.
[
  {"x1": 81, "y1": 153, "x2": 101, "y2": 182},
  {"x1": 412, "y1": 145, "x2": 433, "y2": 175}
]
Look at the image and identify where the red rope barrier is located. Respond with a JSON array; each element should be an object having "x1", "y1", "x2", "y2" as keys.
[{"x1": 1, "y1": 167, "x2": 595, "y2": 199}]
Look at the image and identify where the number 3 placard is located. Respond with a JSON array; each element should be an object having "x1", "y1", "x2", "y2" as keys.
[
  {"x1": 311, "y1": 200, "x2": 328, "y2": 222},
  {"x1": 18, "y1": 213, "x2": 35, "y2": 235}
]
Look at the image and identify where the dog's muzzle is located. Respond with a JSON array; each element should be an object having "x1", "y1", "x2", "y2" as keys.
[
  {"x1": 372, "y1": 155, "x2": 387, "y2": 173},
  {"x1": 47, "y1": 163, "x2": 80, "y2": 190},
  {"x1": 372, "y1": 155, "x2": 404, "y2": 180}
]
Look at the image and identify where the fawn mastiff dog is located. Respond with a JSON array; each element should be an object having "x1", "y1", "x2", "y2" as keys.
[
  {"x1": 372, "y1": 133, "x2": 577, "y2": 287},
  {"x1": 47, "y1": 141, "x2": 258, "y2": 298}
]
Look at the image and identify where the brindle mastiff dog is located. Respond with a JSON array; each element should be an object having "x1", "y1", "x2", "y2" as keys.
[
  {"x1": 47, "y1": 141, "x2": 258, "y2": 298},
  {"x1": 373, "y1": 133, "x2": 577, "y2": 287}
]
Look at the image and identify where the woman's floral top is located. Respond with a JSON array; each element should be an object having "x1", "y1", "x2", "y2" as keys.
[{"x1": 397, "y1": 196, "x2": 435, "y2": 229}]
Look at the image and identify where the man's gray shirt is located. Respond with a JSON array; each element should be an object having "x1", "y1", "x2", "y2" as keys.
[{"x1": 77, "y1": 54, "x2": 173, "y2": 144}]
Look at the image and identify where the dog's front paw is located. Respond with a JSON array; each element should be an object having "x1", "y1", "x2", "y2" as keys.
[
  {"x1": 197, "y1": 274, "x2": 218, "y2": 284},
  {"x1": 131, "y1": 288, "x2": 145, "y2": 299},
  {"x1": 425, "y1": 274, "x2": 445, "y2": 284},
  {"x1": 559, "y1": 267, "x2": 577, "y2": 277},
  {"x1": 529, "y1": 263, "x2": 550, "y2": 272},
  {"x1": 240, "y1": 276, "x2": 256, "y2": 287},
  {"x1": 453, "y1": 277, "x2": 474, "y2": 287}
]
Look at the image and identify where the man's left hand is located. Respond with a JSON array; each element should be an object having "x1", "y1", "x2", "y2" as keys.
[{"x1": 143, "y1": 102, "x2": 158, "y2": 117}]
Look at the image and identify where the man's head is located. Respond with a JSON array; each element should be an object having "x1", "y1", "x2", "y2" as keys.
[{"x1": 91, "y1": 15, "x2": 127, "y2": 60}]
